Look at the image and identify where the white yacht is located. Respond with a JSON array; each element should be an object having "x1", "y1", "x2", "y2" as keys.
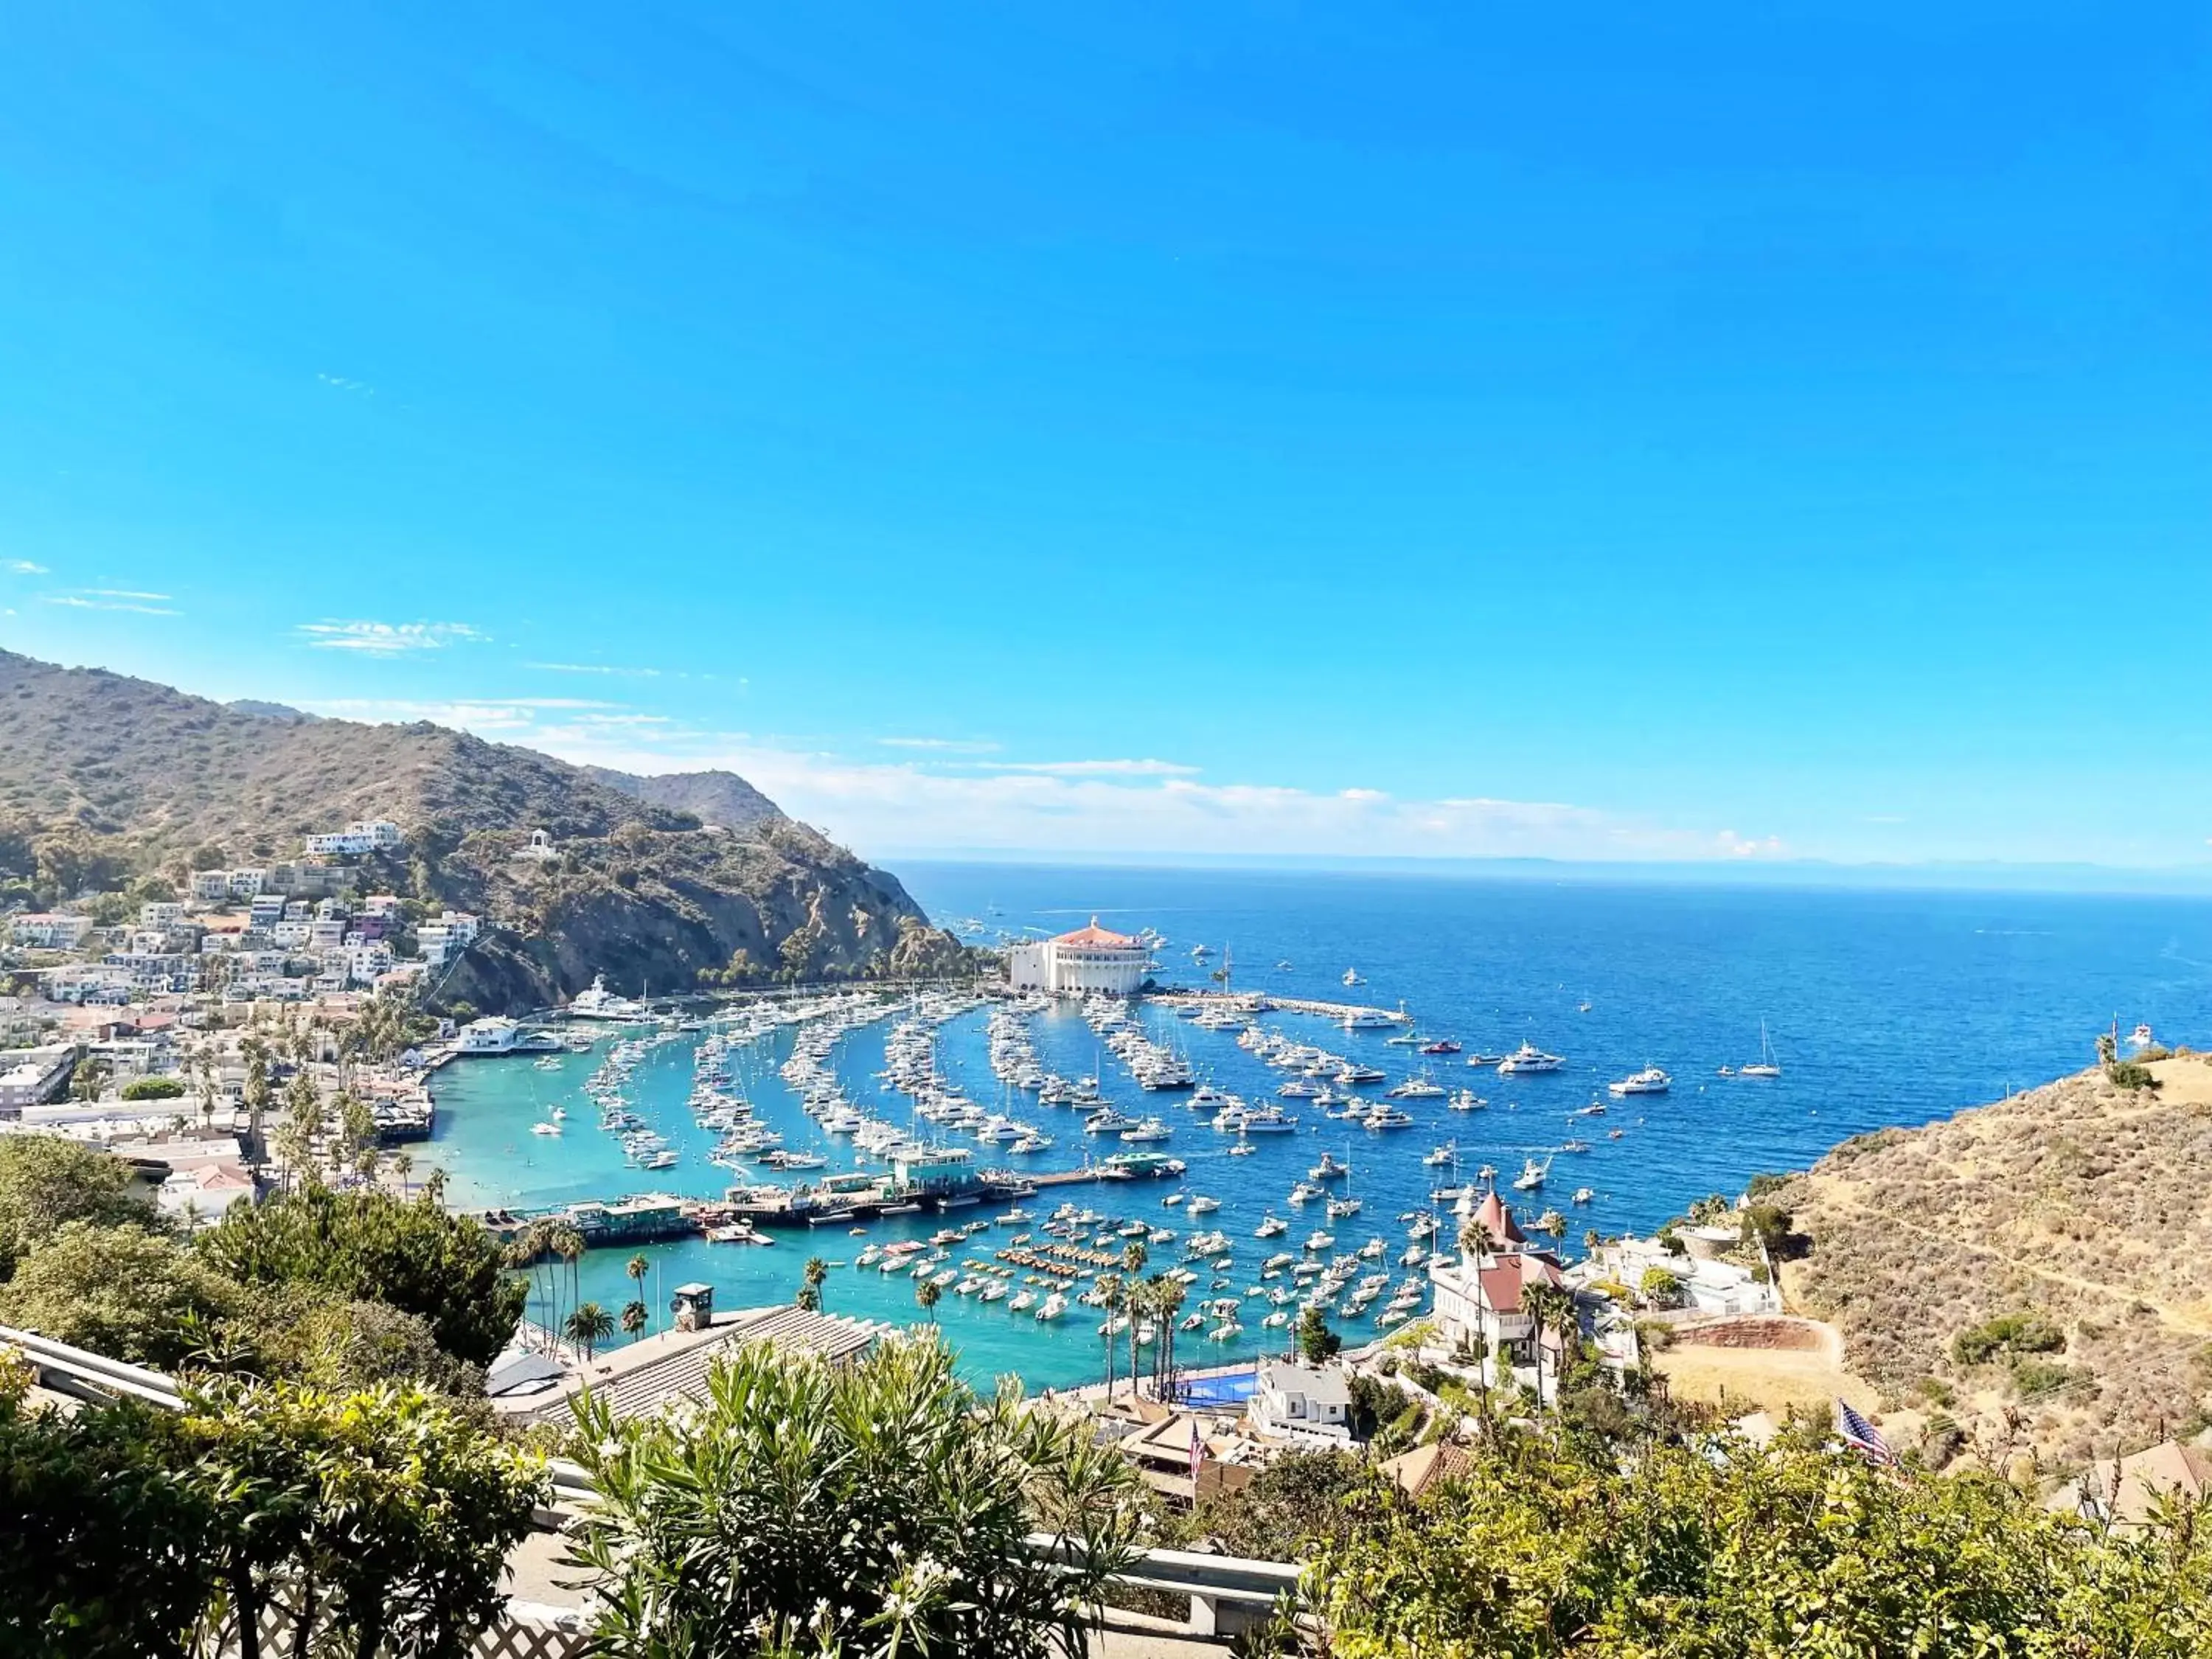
[
  {"x1": 1497, "y1": 1041, "x2": 1565, "y2": 1075},
  {"x1": 1363, "y1": 1106, "x2": 1414, "y2": 1130},
  {"x1": 1607, "y1": 1066, "x2": 1672, "y2": 1096},
  {"x1": 568, "y1": 973, "x2": 647, "y2": 1022},
  {"x1": 1512, "y1": 1155, "x2": 1551, "y2": 1192},
  {"x1": 1342, "y1": 968, "x2": 1364, "y2": 987},
  {"x1": 1254, "y1": 1214, "x2": 1289, "y2": 1238},
  {"x1": 1341, "y1": 1009, "x2": 1401, "y2": 1032}
]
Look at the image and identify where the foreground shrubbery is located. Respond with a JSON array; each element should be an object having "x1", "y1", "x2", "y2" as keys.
[
  {"x1": 1297, "y1": 1436, "x2": 2212, "y2": 1658},
  {"x1": 0, "y1": 1373, "x2": 543, "y2": 1659},
  {"x1": 568, "y1": 1336, "x2": 1144, "y2": 1659}
]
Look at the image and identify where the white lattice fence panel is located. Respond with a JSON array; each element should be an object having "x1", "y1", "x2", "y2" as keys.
[{"x1": 203, "y1": 1596, "x2": 588, "y2": 1658}]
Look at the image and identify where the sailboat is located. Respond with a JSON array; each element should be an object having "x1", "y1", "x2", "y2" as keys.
[{"x1": 1739, "y1": 1020, "x2": 1781, "y2": 1079}]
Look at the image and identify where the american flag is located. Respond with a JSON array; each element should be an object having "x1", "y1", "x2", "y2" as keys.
[
  {"x1": 1188, "y1": 1418, "x2": 1203, "y2": 1479},
  {"x1": 1834, "y1": 1399, "x2": 1895, "y2": 1466}
]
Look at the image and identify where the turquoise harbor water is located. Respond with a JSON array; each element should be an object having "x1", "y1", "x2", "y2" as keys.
[{"x1": 422, "y1": 866, "x2": 2212, "y2": 1389}]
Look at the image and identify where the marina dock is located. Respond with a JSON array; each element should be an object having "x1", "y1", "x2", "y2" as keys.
[{"x1": 1150, "y1": 989, "x2": 1409, "y2": 1023}]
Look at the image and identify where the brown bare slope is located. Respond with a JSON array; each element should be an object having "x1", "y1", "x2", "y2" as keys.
[
  {"x1": 1773, "y1": 1056, "x2": 2212, "y2": 1466},
  {"x1": 0, "y1": 650, "x2": 971, "y2": 1008}
]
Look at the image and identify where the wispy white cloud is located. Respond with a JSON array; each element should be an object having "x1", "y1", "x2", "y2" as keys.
[
  {"x1": 2, "y1": 560, "x2": 46, "y2": 575},
  {"x1": 296, "y1": 620, "x2": 488, "y2": 654},
  {"x1": 318, "y1": 373, "x2": 375, "y2": 396},
  {"x1": 83, "y1": 588, "x2": 171, "y2": 602},
  {"x1": 46, "y1": 594, "x2": 180, "y2": 616},
  {"x1": 877, "y1": 736, "x2": 1001, "y2": 754},
  {"x1": 295, "y1": 697, "x2": 1785, "y2": 863},
  {"x1": 528, "y1": 661, "x2": 663, "y2": 678},
  {"x1": 972, "y1": 758, "x2": 1200, "y2": 778}
]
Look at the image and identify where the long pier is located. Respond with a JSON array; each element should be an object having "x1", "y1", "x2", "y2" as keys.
[{"x1": 1149, "y1": 989, "x2": 1410, "y2": 1023}]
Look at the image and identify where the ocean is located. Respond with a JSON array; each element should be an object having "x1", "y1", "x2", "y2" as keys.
[{"x1": 420, "y1": 864, "x2": 2212, "y2": 1390}]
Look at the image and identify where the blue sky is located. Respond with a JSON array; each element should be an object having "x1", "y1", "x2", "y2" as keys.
[{"x1": 1, "y1": 4, "x2": 2208, "y2": 869}]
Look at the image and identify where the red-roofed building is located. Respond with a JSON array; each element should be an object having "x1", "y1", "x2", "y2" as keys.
[
  {"x1": 1428, "y1": 1189, "x2": 1568, "y2": 1371},
  {"x1": 1006, "y1": 915, "x2": 1151, "y2": 996}
]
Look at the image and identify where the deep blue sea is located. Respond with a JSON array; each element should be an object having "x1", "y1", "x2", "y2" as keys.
[{"x1": 421, "y1": 864, "x2": 2212, "y2": 1389}]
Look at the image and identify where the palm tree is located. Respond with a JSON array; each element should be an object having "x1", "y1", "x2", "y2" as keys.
[
  {"x1": 1120, "y1": 1242, "x2": 1149, "y2": 1398},
  {"x1": 1096, "y1": 1273, "x2": 1123, "y2": 1397},
  {"x1": 915, "y1": 1276, "x2": 942, "y2": 1322},
  {"x1": 621, "y1": 1300, "x2": 648, "y2": 1342},
  {"x1": 565, "y1": 1301, "x2": 615, "y2": 1363},
  {"x1": 1520, "y1": 1281, "x2": 1574, "y2": 1422},
  {"x1": 389, "y1": 1150, "x2": 414, "y2": 1195},
  {"x1": 1150, "y1": 1273, "x2": 1186, "y2": 1399},
  {"x1": 626, "y1": 1253, "x2": 651, "y2": 1332},
  {"x1": 554, "y1": 1227, "x2": 586, "y2": 1338},
  {"x1": 799, "y1": 1256, "x2": 829, "y2": 1313}
]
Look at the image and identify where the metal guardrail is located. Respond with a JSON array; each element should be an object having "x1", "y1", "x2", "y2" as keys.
[{"x1": 2, "y1": 1325, "x2": 1304, "y2": 1631}]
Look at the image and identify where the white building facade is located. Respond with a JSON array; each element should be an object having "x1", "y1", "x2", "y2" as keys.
[{"x1": 1006, "y1": 918, "x2": 1151, "y2": 996}]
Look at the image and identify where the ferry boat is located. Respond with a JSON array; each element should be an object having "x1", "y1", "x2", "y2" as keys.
[
  {"x1": 1607, "y1": 1067, "x2": 1672, "y2": 1096},
  {"x1": 1497, "y1": 1042, "x2": 1565, "y2": 1075}
]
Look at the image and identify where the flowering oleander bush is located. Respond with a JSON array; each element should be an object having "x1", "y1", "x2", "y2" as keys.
[{"x1": 566, "y1": 1334, "x2": 1144, "y2": 1659}]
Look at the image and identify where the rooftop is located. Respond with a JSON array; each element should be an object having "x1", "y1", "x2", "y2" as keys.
[
  {"x1": 514, "y1": 1304, "x2": 897, "y2": 1429},
  {"x1": 1054, "y1": 917, "x2": 1142, "y2": 949}
]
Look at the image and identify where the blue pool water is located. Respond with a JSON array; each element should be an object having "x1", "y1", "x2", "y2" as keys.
[{"x1": 421, "y1": 864, "x2": 2212, "y2": 1389}]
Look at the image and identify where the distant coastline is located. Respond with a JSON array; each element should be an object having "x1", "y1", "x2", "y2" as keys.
[{"x1": 889, "y1": 851, "x2": 2212, "y2": 897}]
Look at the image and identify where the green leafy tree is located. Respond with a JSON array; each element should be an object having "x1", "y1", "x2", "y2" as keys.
[
  {"x1": 0, "y1": 1135, "x2": 156, "y2": 1279},
  {"x1": 1296, "y1": 1304, "x2": 1340, "y2": 1366},
  {"x1": 68, "y1": 1053, "x2": 111, "y2": 1102},
  {"x1": 0, "y1": 1391, "x2": 217, "y2": 1659},
  {"x1": 1303, "y1": 1431, "x2": 2212, "y2": 1658},
  {"x1": 566, "y1": 1335, "x2": 1141, "y2": 1659},
  {"x1": 197, "y1": 1184, "x2": 527, "y2": 1366},
  {"x1": 622, "y1": 1299, "x2": 648, "y2": 1340},
  {"x1": 119, "y1": 1074, "x2": 187, "y2": 1102},
  {"x1": 189, "y1": 1380, "x2": 544, "y2": 1659},
  {"x1": 0, "y1": 1222, "x2": 242, "y2": 1368}
]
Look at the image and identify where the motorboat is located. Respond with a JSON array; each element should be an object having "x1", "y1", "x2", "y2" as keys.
[
  {"x1": 1309, "y1": 1151, "x2": 1349, "y2": 1182},
  {"x1": 1498, "y1": 1042, "x2": 1564, "y2": 1075},
  {"x1": 1512, "y1": 1156, "x2": 1551, "y2": 1192},
  {"x1": 1447, "y1": 1090, "x2": 1484, "y2": 1113},
  {"x1": 1607, "y1": 1067, "x2": 1672, "y2": 1097},
  {"x1": 1419, "y1": 1038, "x2": 1462, "y2": 1054},
  {"x1": 1572, "y1": 1186, "x2": 1595, "y2": 1204},
  {"x1": 1363, "y1": 1107, "x2": 1414, "y2": 1130},
  {"x1": 1255, "y1": 1214, "x2": 1289, "y2": 1238},
  {"x1": 1342, "y1": 968, "x2": 1365, "y2": 987},
  {"x1": 1422, "y1": 1142, "x2": 1455, "y2": 1168}
]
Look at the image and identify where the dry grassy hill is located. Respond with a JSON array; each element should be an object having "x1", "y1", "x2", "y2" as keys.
[
  {"x1": 0, "y1": 650, "x2": 975, "y2": 1009},
  {"x1": 1773, "y1": 1055, "x2": 2212, "y2": 1469}
]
